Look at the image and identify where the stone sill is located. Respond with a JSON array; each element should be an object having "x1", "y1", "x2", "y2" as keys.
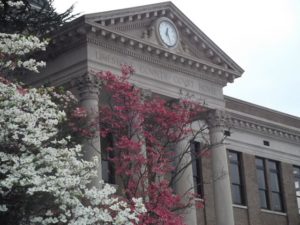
[
  {"x1": 233, "y1": 204, "x2": 248, "y2": 209},
  {"x1": 261, "y1": 209, "x2": 287, "y2": 216}
]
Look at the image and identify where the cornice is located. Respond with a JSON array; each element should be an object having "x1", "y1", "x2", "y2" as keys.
[{"x1": 227, "y1": 112, "x2": 300, "y2": 144}]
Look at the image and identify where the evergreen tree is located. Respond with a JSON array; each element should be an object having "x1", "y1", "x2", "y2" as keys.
[{"x1": 0, "y1": 0, "x2": 75, "y2": 36}]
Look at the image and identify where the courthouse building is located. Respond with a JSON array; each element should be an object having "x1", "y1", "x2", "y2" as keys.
[{"x1": 27, "y1": 2, "x2": 300, "y2": 225}]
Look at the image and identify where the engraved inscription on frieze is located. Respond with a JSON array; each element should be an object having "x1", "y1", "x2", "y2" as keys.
[{"x1": 94, "y1": 49, "x2": 221, "y2": 98}]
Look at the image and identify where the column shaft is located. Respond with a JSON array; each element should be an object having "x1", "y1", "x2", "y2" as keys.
[
  {"x1": 207, "y1": 110, "x2": 235, "y2": 225},
  {"x1": 77, "y1": 74, "x2": 102, "y2": 185},
  {"x1": 175, "y1": 139, "x2": 198, "y2": 225}
]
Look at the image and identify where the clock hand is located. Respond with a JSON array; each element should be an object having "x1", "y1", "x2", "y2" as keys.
[
  {"x1": 165, "y1": 28, "x2": 172, "y2": 43},
  {"x1": 165, "y1": 27, "x2": 169, "y2": 36}
]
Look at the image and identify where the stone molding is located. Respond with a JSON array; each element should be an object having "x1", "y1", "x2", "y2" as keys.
[{"x1": 228, "y1": 112, "x2": 300, "y2": 144}]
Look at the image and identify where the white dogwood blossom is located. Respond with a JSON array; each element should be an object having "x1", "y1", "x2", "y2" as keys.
[
  {"x1": 0, "y1": 1, "x2": 48, "y2": 72},
  {"x1": 0, "y1": 80, "x2": 145, "y2": 224},
  {"x1": 0, "y1": 33, "x2": 48, "y2": 72},
  {"x1": 6, "y1": 1, "x2": 25, "y2": 8}
]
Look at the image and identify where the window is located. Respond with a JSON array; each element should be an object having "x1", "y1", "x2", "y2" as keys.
[
  {"x1": 293, "y1": 166, "x2": 300, "y2": 214},
  {"x1": 190, "y1": 141, "x2": 203, "y2": 197},
  {"x1": 228, "y1": 150, "x2": 245, "y2": 205},
  {"x1": 101, "y1": 134, "x2": 115, "y2": 184},
  {"x1": 256, "y1": 158, "x2": 283, "y2": 211}
]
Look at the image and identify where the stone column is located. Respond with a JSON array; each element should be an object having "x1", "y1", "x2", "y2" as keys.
[
  {"x1": 76, "y1": 73, "x2": 102, "y2": 185},
  {"x1": 207, "y1": 110, "x2": 235, "y2": 225},
  {"x1": 175, "y1": 139, "x2": 198, "y2": 225}
]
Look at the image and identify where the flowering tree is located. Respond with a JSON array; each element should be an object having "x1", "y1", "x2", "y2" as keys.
[
  {"x1": 0, "y1": 0, "x2": 75, "y2": 75},
  {"x1": 97, "y1": 66, "x2": 208, "y2": 225},
  {"x1": 0, "y1": 32, "x2": 48, "y2": 73},
  {"x1": 0, "y1": 79, "x2": 146, "y2": 225},
  {"x1": 0, "y1": 2, "x2": 146, "y2": 225}
]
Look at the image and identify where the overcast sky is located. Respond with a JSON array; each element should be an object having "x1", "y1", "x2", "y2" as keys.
[{"x1": 54, "y1": 0, "x2": 300, "y2": 117}]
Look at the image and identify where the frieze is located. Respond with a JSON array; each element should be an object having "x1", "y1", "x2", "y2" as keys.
[
  {"x1": 87, "y1": 34, "x2": 229, "y2": 86},
  {"x1": 94, "y1": 49, "x2": 222, "y2": 98},
  {"x1": 112, "y1": 20, "x2": 151, "y2": 31}
]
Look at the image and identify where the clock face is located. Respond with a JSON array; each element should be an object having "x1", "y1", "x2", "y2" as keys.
[{"x1": 158, "y1": 20, "x2": 178, "y2": 47}]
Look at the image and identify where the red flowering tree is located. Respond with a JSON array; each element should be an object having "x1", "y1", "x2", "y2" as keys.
[{"x1": 97, "y1": 66, "x2": 209, "y2": 225}]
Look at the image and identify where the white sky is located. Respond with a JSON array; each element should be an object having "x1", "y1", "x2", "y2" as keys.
[{"x1": 54, "y1": 0, "x2": 300, "y2": 117}]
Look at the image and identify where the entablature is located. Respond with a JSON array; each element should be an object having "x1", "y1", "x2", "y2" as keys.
[{"x1": 227, "y1": 111, "x2": 300, "y2": 144}]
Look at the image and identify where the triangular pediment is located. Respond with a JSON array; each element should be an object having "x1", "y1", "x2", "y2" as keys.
[{"x1": 84, "y1": 2, "x2": 244, "y2": 77}]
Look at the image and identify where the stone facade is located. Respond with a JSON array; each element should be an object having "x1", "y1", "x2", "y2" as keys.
[{"x1": 28, "y1": 2, "x2": 300, "y2": 225}]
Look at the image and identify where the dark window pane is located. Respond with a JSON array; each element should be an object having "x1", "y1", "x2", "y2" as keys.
[
  {"x1": 192, "y1": 160, "x2": 197, "y2": 175},
  {"x1": 230, "y1": 164, "x2": 241, "y2": 184},
  {"x1": 297, "y1": 197, "x2": 300, "y2": 212},
  {"x1": 102, "y1": 161, "x2": 109, "y2": 183},
  {"x1": 295, "y1": 180, "x2": 300, "y2": 193},
  {"x1": 259, "y1": 190, "x2": 268, "y2": 209},
  {"x1": 256, "y1": 158, "x2": 264, "y2": 168},
  {"x1": 229, "y1": 151, "x2": 245, "y2": 205},
  {"x1": 191, "y1": 141, "x2": 203, "y2": 196},
  {"x1": 294, "y1": 167, "x2": 300, "y2": 176},
  {"x1": 229, "y1": 152, "x2": 238, "y2": 162},
  {"x1": 193, "y1": 176, "x2": 202, "y2": 196},
  {"x1": 271, "y1": 192, "x2": 283, "y2": 211},
  {"x1": 295, "y1": 167, "x2": 300, "y2": 214},
  {"x1": 257, "y1": 169, "x2": 266, "y2": 189},
  {"x1": 268, "y1": 161, "x2": 278, "y2": 171},
  {"x1": 232, "y1": 184, "x2": 242, "y2": 205},
  {"x1": 270, "y1": 172, "x2": 280, "y2": 192}
]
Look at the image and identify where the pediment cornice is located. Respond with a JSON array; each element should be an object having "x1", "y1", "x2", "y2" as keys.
[{"x1": 84, "y1": 2, "x2": 244, "y2": 74}]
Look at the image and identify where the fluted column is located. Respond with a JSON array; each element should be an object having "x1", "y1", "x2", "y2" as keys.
[
  {"x1": 175, "y1": 139, "x2": 197, "y2": 225},
  {"x1": 207, "y1": 110, "x2": 234, "y2": 225},
  {"x1": 76, "y1": 73, "x2": 102, "y2": 185}
]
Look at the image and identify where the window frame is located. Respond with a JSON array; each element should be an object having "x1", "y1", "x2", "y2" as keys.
[
  {"x1": 256, "y1": 157, "x2": 284, "y2": 212},
  {"x1": 228, "y1": 150, "x2": 246, "y2": 205}
]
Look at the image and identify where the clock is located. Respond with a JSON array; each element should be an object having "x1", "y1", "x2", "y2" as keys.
[{"x1": 157, "y1": 18, "x2": 179, "y2": 48}]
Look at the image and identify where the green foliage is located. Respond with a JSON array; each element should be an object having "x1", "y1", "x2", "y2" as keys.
[{"x1": 0, "y1": 0, "x2": 76, "y2": 37}]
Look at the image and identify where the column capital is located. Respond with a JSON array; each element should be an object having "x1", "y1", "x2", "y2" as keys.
[
  {"x1": 73, "y1": 72, "x2": 100, "y2": 100},
  {"x1": 206, "y1": 109, "x2": 228, "y2": 128},
  {"x1": 140, "y1": 88, "x2": 152, "y2": 101}
]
